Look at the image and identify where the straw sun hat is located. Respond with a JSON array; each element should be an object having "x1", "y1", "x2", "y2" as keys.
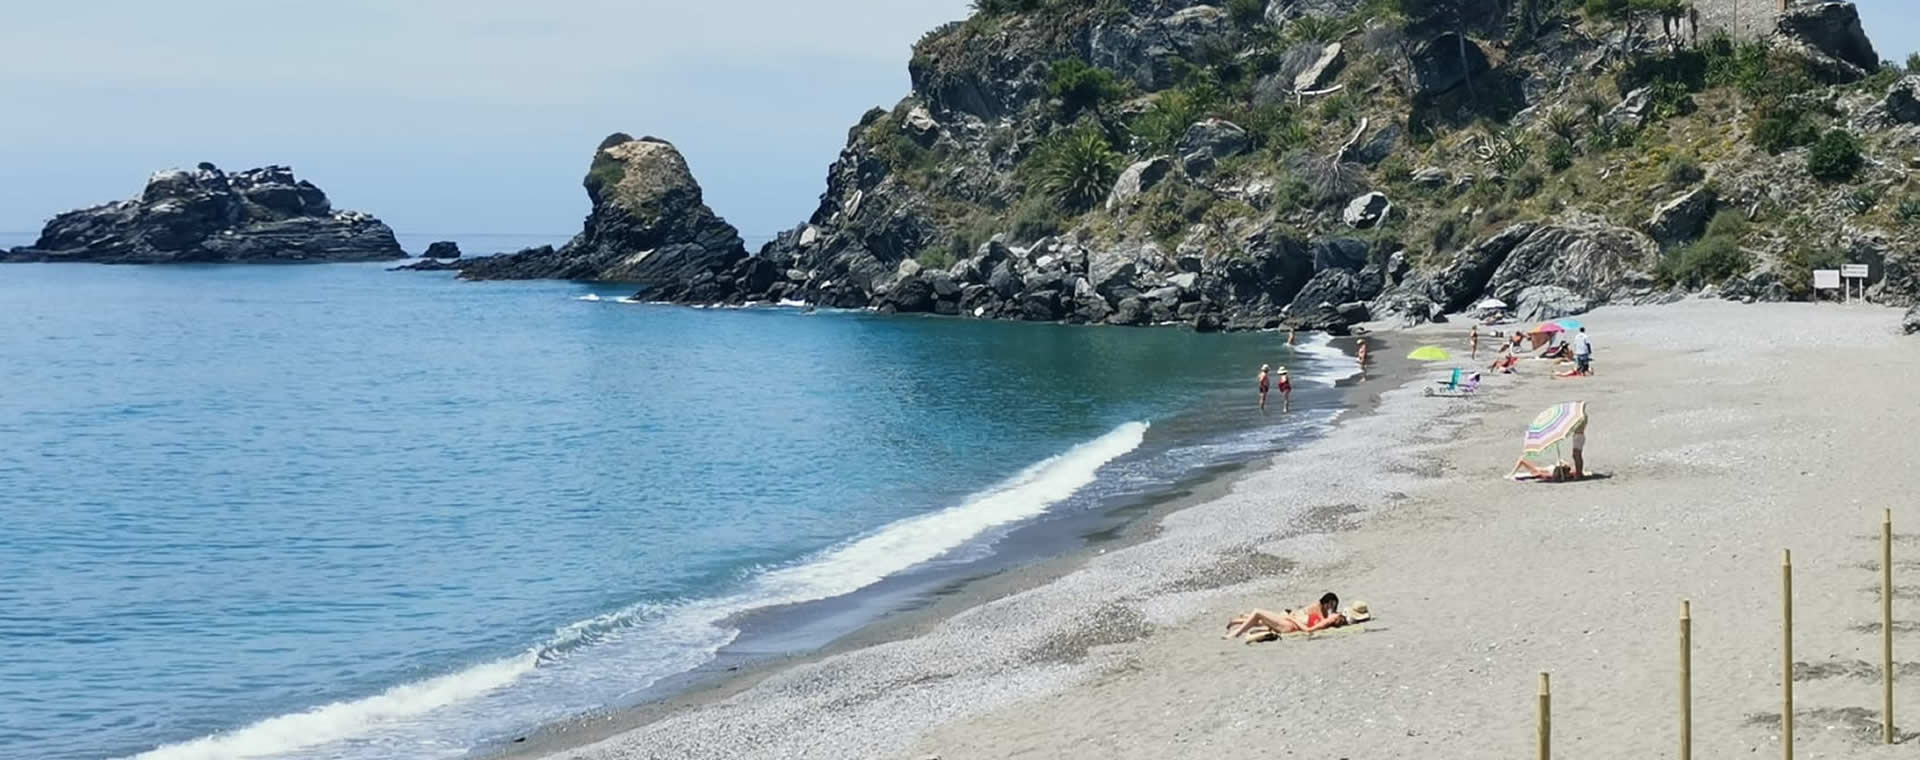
[{"x1": 1345, "y1": 601, "x2": 1372, "y2": 623}]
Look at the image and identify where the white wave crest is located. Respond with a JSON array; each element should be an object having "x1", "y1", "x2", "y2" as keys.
[{"x1": 129, "y1": 654, "x2": 536, "y2": 760}]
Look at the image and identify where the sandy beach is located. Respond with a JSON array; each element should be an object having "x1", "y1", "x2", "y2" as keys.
[{"x1": 526, "y1": 299, "x2": 1917, "y2": 760}]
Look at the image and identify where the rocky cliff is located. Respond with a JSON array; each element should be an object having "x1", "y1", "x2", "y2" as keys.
[
  {"x1": 482, "y1": 0, "x2": 1920, "y2": 330},
  {"x1": 419, "y1": 134, "x2": 750, "y2": 298},
  {"x1": 5, "y1": 164, "x2": 403, "y2": 264}
]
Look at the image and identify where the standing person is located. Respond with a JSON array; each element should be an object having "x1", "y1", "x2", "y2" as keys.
[
  {"x1": 1470, "y1": 324, "x2": 1480, "y2": 359},
  {"x1": 1356, "y1": 336, "x2": 1368, "y2": 367},
  {"x1": 1277, "y1": 366, "x2": 1293, "y2": 412},
  {"x1": 1287, "y1": 327, "x2": 1296, "y2": 346},
  {"x1": 1571, "y1": 327, "x2": 1593, "y2": 375},
  {"x1": 1257, "y1": 364, "x2": 1272, "y2": 412}
]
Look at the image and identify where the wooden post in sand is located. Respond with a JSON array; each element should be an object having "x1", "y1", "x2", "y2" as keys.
[
  {"x1": 1783, "y1": 549, "x2": 1795, "y2": 760},
  {"x1": 1538, "y1": 672, "x2": 1551, "y2": 760},
  {"x1": 1884, "y1": 510, "x2": 1896, "y2": 744},
  {"x1": 1681, "y1": 600, "x2": 1693, "y2": 760}
]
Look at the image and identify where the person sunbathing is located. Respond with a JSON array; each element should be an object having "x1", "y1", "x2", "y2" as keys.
[
  {"x1": 1225, "y1": 592, "x2": 1350, "y2": 639},
  {"x1": 1490, "y1": 354, "x2": 1519, "y2": 373}
]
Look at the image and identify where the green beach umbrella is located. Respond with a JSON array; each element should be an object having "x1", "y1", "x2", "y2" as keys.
[{"x1": 1407, "y1": 345, "x2": 1452, "y2": 361}]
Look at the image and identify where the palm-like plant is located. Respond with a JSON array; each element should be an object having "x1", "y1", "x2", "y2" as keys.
[
  {"x1": 1543, "y1": 108, "x2": 1581, "y2": 144},
  {"x1": 1041, "y1": 127, "x2": 1123, "y2": 212}
]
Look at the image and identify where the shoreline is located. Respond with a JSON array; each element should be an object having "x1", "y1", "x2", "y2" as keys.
[{"x1": 482, "y1": 332, "x2": 1425, "y2": 760}]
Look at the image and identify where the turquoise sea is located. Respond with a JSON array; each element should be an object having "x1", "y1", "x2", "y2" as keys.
[{"x1": 0, "y1": 261, "x2": 1353, "y2": 760}]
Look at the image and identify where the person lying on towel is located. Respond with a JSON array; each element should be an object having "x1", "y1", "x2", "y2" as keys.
[{"x1": 1224, "y1": 593, "x2": 1371, "y2": 640}]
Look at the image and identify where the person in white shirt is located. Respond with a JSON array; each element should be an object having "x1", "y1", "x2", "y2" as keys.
[{"x1": 1571, "y1": 327, "x2": 1592, "y2": 375}]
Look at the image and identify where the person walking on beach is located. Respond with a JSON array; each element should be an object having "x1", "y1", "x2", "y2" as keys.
[
  {"x1": 1276, "y1": 366, "x2": 1293, "y2": 413},
  {"x1": 1258, "y1": 364, "x2": 1272, "y2": 412},
  {"x1": 1571, "y1": 327, "x2": 1593, "y2": 376},
  {"x1": 1470, "y1": 324, "x2": 1480, "y2": 359}
]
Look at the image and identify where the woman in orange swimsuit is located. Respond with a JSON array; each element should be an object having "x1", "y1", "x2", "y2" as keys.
[{"x1": 1225, "y1": 592, "x2": 1345, "y2": 639}]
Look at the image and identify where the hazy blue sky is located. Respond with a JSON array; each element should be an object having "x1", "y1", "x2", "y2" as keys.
[{"x1": 2, "y1": 1, "x2": 1914, "y2": 253}]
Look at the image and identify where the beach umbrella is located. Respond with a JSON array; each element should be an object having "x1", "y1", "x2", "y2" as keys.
[
  {"x1": 1532, "y1": 322, "x2": 1566, "y2": 335},
  {"x1": 1554, "y1": 318, "x2": 1584, "y2": 330},
  {"x1": 1523, "y1": 401, "x2": 1588, "y2": 458},
  {"x1": 1407, "y1": 345, "x2": 1453, "y2": 361},
  {"x1": 1474, "y1": 297, "x2": 1508, "y2": 310}
]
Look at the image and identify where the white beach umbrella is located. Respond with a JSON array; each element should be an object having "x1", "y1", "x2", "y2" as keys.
[{"x1": 1474, "y1": 297, "x2": 1507, "y2": 310}]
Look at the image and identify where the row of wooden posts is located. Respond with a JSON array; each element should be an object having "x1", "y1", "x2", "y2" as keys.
[{"x1": 1534, "y1": 510, "x2": 1900, "y2": 758}]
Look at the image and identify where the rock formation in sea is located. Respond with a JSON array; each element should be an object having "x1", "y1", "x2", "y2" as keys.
[
  {"x1": 425, "y1": 134, "x2": 748, "y2": 300},
  {"x1": 4, "y1": 164, "x2": 404, "y2": 264},
  {"x1": 422, "y1": 241, "x2": 462, "y2": 259},
  {"x1": 433, "y1": 0, "x2": 1918, "y2": 331}
]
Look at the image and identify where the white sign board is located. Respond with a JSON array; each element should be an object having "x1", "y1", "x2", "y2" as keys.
[
  {"x1": 1842, "y1": 264, "x2": 1870, "y2": 278},
  {"x1": 1813, "y1": 269, "x2": 1841, "y2": 289}
]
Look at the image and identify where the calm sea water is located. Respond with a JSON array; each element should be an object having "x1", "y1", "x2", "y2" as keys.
[{"x1": 0, "y1": 262, "x2": 1352, "y2": 760}]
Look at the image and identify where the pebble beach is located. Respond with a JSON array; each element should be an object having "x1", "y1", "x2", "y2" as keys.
[{"x1": 517, "y1": 299, "x2": 1918, "y2": 760}]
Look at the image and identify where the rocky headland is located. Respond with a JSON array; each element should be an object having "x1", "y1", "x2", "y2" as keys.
[
  {"x1": 5, "y1": 164, "x2": 404, "y2": 264},
  {"x1": 427, "y1": 0, "x2": 1920, "y2": 333}
]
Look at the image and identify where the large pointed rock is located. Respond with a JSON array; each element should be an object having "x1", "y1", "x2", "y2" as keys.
[{"x1": 452, "y1": 134, "x2": 749, "y2": 298}]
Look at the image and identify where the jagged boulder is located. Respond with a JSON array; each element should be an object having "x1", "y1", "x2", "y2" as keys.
[
  {"x1": 1884, "y1": 76, "x2": 1920, "y2": 124},
  {"x1": 7, "y1": 164, "x2": 402, "y2": 264},
  {"x1": 1428, "y1": 223, "x2": 1536, "y2": 312},
  {"x1": 1293, "y1": 42, "x2": 1346, "y2": 91},
  {"x1": 422, "y1": 241, "x2": 462, "y2": 259},
  {"x1": 1484, "y1": 219, "x2": 1659, "y2": 307},
  {"x1": 1604, "y1": 87, "x2": 1654, "y2": 130},
  {"x1": 1177, "y1": 119, "x2": 1250, "y2": 177},
  {"x1": 1645, "y1": 187, "x2": 1717, "y2": 249},
  {"x1": 1773, "y1": 1, "x2": 1880, "y2": 83},
  {"x1": 1511, "y1": 285, "x2": 1592, "y2": 321},
  {"x1": 1107, "y1": 156, "x2": 1175, "y2": 212},
  {"x1": 1409, "y1": 32, "x2": 1490, "y2": 97},
  {"x1": 1342, "y1": 192, "x2": 1391, "y2": 229},
  {"x1": 1288, "y1": 268, "x2": 1362, "y2": 313},
  {"x1": 452, "y1": 134, "x2": 749, "y2": 300}
]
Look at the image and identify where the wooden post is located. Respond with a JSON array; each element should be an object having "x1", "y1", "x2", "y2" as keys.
[
  {"x1": 1539, "y1": 672, "x2": 1551, "y2": 760},
  {"x1": 1885, "y1": 510, "x2": 1897, "y2": 744},
  {"x1": 1682, "y1": 600, "x2": 1693, "y2": 760},
  {"x1": 1784, "y1": 549, "x2": 1795, "y2": 760}
]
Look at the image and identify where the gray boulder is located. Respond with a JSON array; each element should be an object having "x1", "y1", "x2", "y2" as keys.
[
  {"x1": 1409, "y1": 32, "x2": 1490, "y2": 97},
  {"x1": 1342, "y1": 192, "x2": 1392, "y2": 229},
  {"x1": 1773, "y1": 1, "x2": 1880, "y2": 83},
  {"x1": 1288, "y1": 268, "x2": 1361, "y2": 313},
  {"x1": 1293, "y1": 42, "x2": 1346, "y2": 91},
  {"x1": 1108, "y1": 295, "x2": 1151, "y2": 326},
  {"x1": 1511, "y1": 285, "x2": 1592, "y2": 322},
  {"x1": 1885, "y1": 76, "x2": 1920, "y2": 124},
  {"x1": 9, "y1": 164, "x2": 402, "y2": 264},
  {"x1": 1604, "y1": 87, "x2": 1654, "y2": 130},
  {"x1": 1107, "y1": 156, "x2": 1175, "y2": 212},
  {"x1": 1485, "y1": 219, "x2": 1659, "y2": 306},
  {"x1": 1176, "y1": 119, "x2": 1251, "y2": 161},
  {"x1": 1645, "y1": 187, "x2": 1718, "y2": 249}
]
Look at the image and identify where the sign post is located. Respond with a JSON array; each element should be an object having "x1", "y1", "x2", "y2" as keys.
[
  {"x1": 1814, "y1": 269, "x2": 1841, "y2": 302},
  {"x1": 1842, "y1": 264, "x2": 1870, "y2": 303}
]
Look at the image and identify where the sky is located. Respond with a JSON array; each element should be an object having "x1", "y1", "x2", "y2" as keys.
[{"x1": 1, "y1": 0, "x2": 1914, "y2": 254}]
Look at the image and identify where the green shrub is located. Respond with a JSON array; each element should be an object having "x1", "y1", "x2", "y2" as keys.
[
  {"x1": 1703, "y1": 208, "x2": 1746, "y2": 239},
  {"x1": 1009, "y1": 195, "x2": 1065, "y2": 242},
  {"x1": 941, "y1": 214, "x2": 1002, "y2": 262},
  {"x1": 1663, "y1": 154, "x2": 1705, "y2": 186},
  {"x1": 1140, "y1": 182, "x2": 1215, "y2": 244},
  {"x1": 1848, "y1": 187, "x2": 1879, "y2": 214},
  {"x1": 1284, "y1": 15, "x2": 1347, "y2": 43},
  {"x1": 1047, "y1": 58, "x2": 1127, "y2": 117},
  {"x1": 1908, "y1": 52, "x2": 1920, "y2": 74},
  {"x1": 1649, "y1": 81, "x2": 1697, "y2": 120},
  {"x1": 1319, "y1": 91, "x2": 1361, "y2": 127},
  {"x1": 1807, "y1": 129, "x2": 1863, "y2": 182},
  {"x1": 1226, "y1": 0, "x2": 1267, "y2": 25},
  {"x1": 1545, "y1": 138, "x2": 1575, "y2": 172},
  {"x1": 1751, "y1": 106, "x2": 1819, "y2": 154},
  {"x1": 1379, "y1": 156, "x2": 1413, "y2": 184},
  {"x1": 1510, "y1": 169, "x2": 1545, "y2": 200},
  {"x1": 1494, "y1": 139, "x2": 1534, "y2": 175},
  {"x1": 1543, "y1": 108, "x2": 1582, "y2": 144},
  {"x1": 1035, "y1": 126, "x2": 1123, "y2": 211},
  {"x1": 1582, "y1": 0, "x2": 1627, "y2": 18},
  {"x1": 1898, "y1": 195, "x2": 1920, "y2": 222},
  {"x1": 1129, "y1": 87, "x2": 1214, "y2": 152},
  {"x1": 1240, "y1": 103, "x2": 1306, "y2": 152},
  {"x1": 1617, "y1": 49, "x2": 1708, "y2": 95},
  {"x1": 916, "y1": 247, "x2": 958, "y2": 271},
  {"x1": 1658, "y1": 235, "x2": 1748, "y2": 288},
  {"x1": 971, "y1": 0, "x2": 1042, "y2": 15}
]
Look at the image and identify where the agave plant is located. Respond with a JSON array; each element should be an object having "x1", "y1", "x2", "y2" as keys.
[{"x1": 1040, "y1": 127, "x2": 1122, "y2": 212}]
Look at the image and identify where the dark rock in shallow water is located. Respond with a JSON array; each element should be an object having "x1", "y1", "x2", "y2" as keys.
[
  {"x1": 449, "y1": 134, "x2": 749, "y2": 299},
  {"x1": 5, "y1": 164, "x2": 403, "y2": 264},
  {"x1": 422, "y1": 240, "x2": 462, "y2": 259}
]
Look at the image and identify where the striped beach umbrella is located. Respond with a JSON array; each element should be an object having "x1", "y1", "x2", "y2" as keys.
[{"x1": 1524, "y1": 402, "x2": 1588, "y2": 455}]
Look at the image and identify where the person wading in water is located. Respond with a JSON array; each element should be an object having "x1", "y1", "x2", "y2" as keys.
[{"x1": 1257, "y1": 364, "x2": 1272, "y2": 412}]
